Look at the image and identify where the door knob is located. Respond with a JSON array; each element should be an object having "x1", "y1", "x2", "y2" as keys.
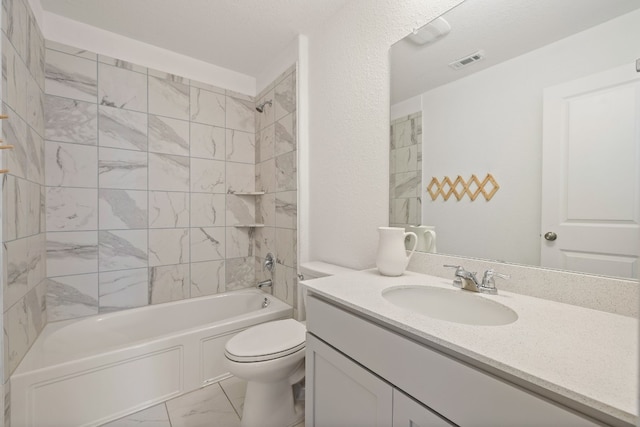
[{"x1": 544, "y1": 232, "x2": 557, "y2": 241}]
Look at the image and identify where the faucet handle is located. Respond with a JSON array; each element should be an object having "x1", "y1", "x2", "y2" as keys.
[
  {"x1": 480, "y1": 269, "x2": 510, "y2": 294},
  {"x1": 443, "y1": 265, "x2": 464, "y2": 288}
]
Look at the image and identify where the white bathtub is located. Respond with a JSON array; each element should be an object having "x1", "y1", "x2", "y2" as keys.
[{"x1": 11, "y1": 289, "x2": 292, "y2": 427}]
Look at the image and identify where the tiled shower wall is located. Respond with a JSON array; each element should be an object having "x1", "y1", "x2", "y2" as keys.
[
  {"x1": 1, "y1": 0, "x2": 47, "y2": 379},
  {"x1": 43, "y1": 41, "x2": 299, "y2": 320},
  {"x1": 389, "y1": 112, "x2": 422, "y2": 228},
  {"x1": 254, "y1": 66, "x2": 298, "y2": 312},
  {"x1": 44, "y1": 40, "x2": 260, "y2": 321}
]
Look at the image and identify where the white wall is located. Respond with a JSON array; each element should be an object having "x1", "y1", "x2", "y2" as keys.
[
  {"x1": 419, "y1": 9, "x2": 640, "y2": 265},
  {"x1": 305, "y1": 0, "x2": 463, "y2": 269},
  {"x1": 41, "y1": 10, "x2": 256, "y2": 95}
]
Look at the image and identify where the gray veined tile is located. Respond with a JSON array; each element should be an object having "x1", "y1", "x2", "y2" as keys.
[
  {"x1": 148, "y1": 76, "x2": 189, "y2": 120},
  {"x1": 149, "y1": 228, "x2": 189, "y2": 267},
  {"x1": 257, "y1": 124, "x2": 275, "y2": 163},
  {"x1": 275, "y1": 228, "x2": 296, "y2": 268},
  {"x1": 46, "y1": 274, "x2": 99, "y2": 322},
  {"x1": 191, "y1": 260, "x2": 225, "y2": 297},
  {"x1": 98, "y1": 106, "x2": 148, "y2": 151},
  {"x1": 5, "y1": 237, "x2": 29, "y2": 309},
  {"x1": 226, "y1": 96, "x2": 254, "y2": 133},
  {"x1": 25, "y1": 127, "x2": 44, "y2": 185},
  {"x1": 27, "y1": 234, "x2": 46, "y2": 290},
  {"x1": 99, "y1": 268, "x2": 149, "y2": 313},
  {"x1": 190, "y1": 122, "x2": 225, "y2": 160},
  {"x1": 46, "y1": 231, "x2": 98, "y2": 277},
  {"x1": 45, "y1": 95, "x2": 98, "y2": 145},
  {"x1": 274, "y1": 113, "x2": 295, "y2": 157},
  {"x1": 149, "y1": 115, "x2": 189, "y2": 156},
  {"x1": 98, "y1": 54, "x2": 147, "y2": 74},
  {"x1": 226, "y1": 162, "x2": 255, "y2": 194},
  {"x1": 190, "y1": 227, "x2": 225, "y2": 262},
  {"x1": 100, "y1": 403, "x2": 170, "y2": 427},
  {"x1": 26, "y1": 73, "x2": 45, "y2": 137},
  {"x1": 46, "y1": 187, "x2": 98, "y2": 231},
  {"x1": 98, "y1": 62, "x2": 148, "y2": 112},
  {"x1": 275, "y1": 151, "x2": 297, "y2": 192},
  {"x1": 190, "y1": 87, "x2": 225, "y2": 127},
  {"x1": 149, "y1": 191, "x2": 189, "y2": 228},
  {"x1": 3, "y1": 33, "x2": 28, "y2": 120},
  {"x1": 26, "y1": 281, "x2": 47, "y2": 340},
  {"x1": 190, "y1": 158, "x2": 225, "y2": 193},
  {"x1": 3, "y1": 105, "x2": 28, "y2": 179},
  {"x1": 219, "y1": 376, "x2": 248, "y2": 417},
  {"x1": 99, "y1": 230, "x2": 148, "y2": 272},
  {"x1": 226, "y1": 129, "x2": 255, "y2": 164},
  {"x1": 226, "y1": 194, "x2": 255, "y2": 226},
  {"x1": 45, "y1": 41, "x2": 96, "y2": 60},
  {"x1": 225, "y1": 257, "x2": 255, "y2": 291},
  {"x1": 275, "y1": 191, "x2": 297, "y2": 230},
  {"x1": 148, "y1": 68, "x2": 189, "y2": 84},
  {"x1": 166, "y1": 383, "x2": 240, "y2": 427},
  {"x1": 148, "y1": 153, "x2": 190, "y2": 192},
  {"x1": 45, "y1": 141, "x2": 97, "y2": 188},
  {"x1": 274, "y1": 72, "x2": 295, "y2": 121},
  {"x1": 99, "y1": 189, "x2": 148, "y2": 230},
  {"x1": 256, "y1": 88, "x2": 274, "y2": 132},
  {"x1": 191, "y1": 79, "x2": 224, "y2": 94},
  {"x1": 5, "y1": 298, "x2": 30, "y2": 377},
  {"x1": 149, "y1": 264, "x2": 190, "y2": 304},
  {"x1": 254, "y1": 227, "x2": 275, "y2": 260},
  {"x1": 4, "y1": 0, "x2": 28, "y2": 59},
  {"x1": 45, "y1": 49, "x2": 97, "y2": 103},
  {"x1": 256, "y1": 158, "x2": 275, "y2": 194},
  {"x1": 225, "y1": 227, "x2": 253, "y2": 259},
  {"x1": 190, "y1": 193, "x2": 225, "y2": 227},
  {"x1": 274, "y1": 264, "x2": 296, "y2": 306},
  {"x1": 257, "y1": 193, "x2": 275, "y2": 227},
  {"x1": 98, "y1": 147, "x2": 148, "y2": 190}
]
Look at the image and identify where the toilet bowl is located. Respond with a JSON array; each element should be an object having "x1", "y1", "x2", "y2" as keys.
[{"x1": 224, "y1": 318, "x2": 306, "y2": 427}]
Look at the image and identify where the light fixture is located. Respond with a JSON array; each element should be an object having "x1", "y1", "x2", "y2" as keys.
[{"x1": 407, "y1": 17, "x2": 451, "y2": 46}]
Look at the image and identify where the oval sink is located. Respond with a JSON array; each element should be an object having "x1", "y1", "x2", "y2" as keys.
[{"x1": 382, "y1": 286, "x2": 518, "y2": 326}]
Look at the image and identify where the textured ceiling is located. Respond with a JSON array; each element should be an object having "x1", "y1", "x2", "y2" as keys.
[
  {"x1": 391, "y1": 0, "x2": 640, "y2": 104},
  {"x1": 40, "y1": 0, "x2": 351, "y2": 76}
]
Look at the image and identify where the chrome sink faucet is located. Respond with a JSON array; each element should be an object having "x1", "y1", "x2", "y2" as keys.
[{"x1": 444, "y1": 265, "x2": 509, "y2": 295}]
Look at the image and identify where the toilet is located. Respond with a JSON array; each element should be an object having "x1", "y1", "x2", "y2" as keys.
[{"x1": 224, "y1": 261, "x2": 356, "y2": 427}]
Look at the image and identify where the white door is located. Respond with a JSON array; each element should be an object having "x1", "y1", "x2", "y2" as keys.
[{"x1": 541, "y1": 63, "x2": 640, "y2": 278}]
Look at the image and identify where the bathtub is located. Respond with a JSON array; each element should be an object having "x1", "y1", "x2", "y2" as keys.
[{"x1": 11, "y1": 289, "x2": 292, "y2": 427}]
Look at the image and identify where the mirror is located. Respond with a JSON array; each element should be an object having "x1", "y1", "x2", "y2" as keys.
[{"x1": 390, "y1": 0, "x2": 640, "y2": 279}]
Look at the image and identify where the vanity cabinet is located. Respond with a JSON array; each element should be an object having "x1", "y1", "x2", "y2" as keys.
[{"x1": 305, "y1": 294, "x2": 603, "y2": 427}]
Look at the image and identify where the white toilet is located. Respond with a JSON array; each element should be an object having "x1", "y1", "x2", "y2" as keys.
[{"x1": 224, "y1": 261, "x2": 356, "y2": 427}]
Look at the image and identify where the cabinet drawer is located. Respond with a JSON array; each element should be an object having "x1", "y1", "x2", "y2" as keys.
[{"x1": 307, "y1": 295, "x2": 603, "y2": 427}]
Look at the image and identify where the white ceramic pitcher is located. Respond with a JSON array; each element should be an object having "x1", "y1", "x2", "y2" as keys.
[
  {"x1": 376, "y1": 227, "x2": 418, "y2": 276},
  {"x1": 407, "y1": 225, "x2": 437, "y2": 253}
]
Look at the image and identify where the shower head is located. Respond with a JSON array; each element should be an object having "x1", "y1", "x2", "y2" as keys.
[{"x1": 256, "y1": 100, "x2": 272, "y2": 113}]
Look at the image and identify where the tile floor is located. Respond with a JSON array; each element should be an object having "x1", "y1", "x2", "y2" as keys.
[{"x1": 100, "y1": 376, "x2": 305, "y2": 427}]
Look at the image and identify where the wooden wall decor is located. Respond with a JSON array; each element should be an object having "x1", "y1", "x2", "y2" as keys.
[{"x1": 427, "y1": 173, "x2": 499, "y2": 201}]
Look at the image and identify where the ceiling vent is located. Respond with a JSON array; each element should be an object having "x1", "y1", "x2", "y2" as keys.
[{"x1": 449, "y1": 50, "x2": 485, "y2": 70}]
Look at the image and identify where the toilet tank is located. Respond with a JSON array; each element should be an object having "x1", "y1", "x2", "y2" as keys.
[
  {"x1": 297, "y1": 261, "x2": 356, "y2": 321},
  {"x1": 299, "y1": 261, "x2": 356, "y2": 280}
]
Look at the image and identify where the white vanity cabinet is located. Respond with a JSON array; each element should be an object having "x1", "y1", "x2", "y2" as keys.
[{"x1": 305, "y1": 294, "x2": 605, "y2": 427}]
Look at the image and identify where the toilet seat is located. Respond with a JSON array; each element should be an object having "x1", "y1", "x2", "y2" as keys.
[{"x1": 225, "y1": 319, "x2": 306, "y2": 363}]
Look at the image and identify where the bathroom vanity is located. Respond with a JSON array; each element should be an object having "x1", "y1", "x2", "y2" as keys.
[{"x1": 302, "y1": 270, "x2": 637, "y2": 427}]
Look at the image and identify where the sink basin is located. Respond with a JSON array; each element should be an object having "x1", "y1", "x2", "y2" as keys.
[{"x1": 382, "y1": 286, "x2": 518, "y2": 326}]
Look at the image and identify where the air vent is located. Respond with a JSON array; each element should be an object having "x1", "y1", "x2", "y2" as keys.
[{"x1": 449, "y1": 50, "x2": 485, "y2": 70}]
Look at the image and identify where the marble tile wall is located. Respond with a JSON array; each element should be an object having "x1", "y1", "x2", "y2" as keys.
[
  {"x1": 389, "y1": 112, "x2": 422, "y2": 228},
  {"x1": 254, "y1": 65, "x2": 298, "y2": 311},
  {"x1": 1, "y1": 0, "x2": 47, "y2": 382},
  {"x1": 44, "y1": 41, "x2": 262, "y2": 321}
]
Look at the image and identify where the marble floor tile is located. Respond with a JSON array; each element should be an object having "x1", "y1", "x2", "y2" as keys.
[
  {"x1": 100, "y1": 403, "x2": 171, "y2": 427},
  {"x1": 166, "y1": 383, "x2": 240, "y2": 427},
  {"x1": 219, "y1": 376, "x2": 247, "y2": 417}
]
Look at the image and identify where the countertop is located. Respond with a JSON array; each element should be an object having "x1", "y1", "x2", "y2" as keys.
[{"x1": 301, "y1": 269, "x2": 638, "y2": 426}]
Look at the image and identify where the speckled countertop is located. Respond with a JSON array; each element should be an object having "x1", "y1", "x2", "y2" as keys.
[{"x1": 302, "y1": 269, "x2": 638, "y2": 426}]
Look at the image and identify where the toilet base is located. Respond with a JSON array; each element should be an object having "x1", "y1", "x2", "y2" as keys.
[{"x1": 240, "y1": 370, "x2": 304, "y2": 427}]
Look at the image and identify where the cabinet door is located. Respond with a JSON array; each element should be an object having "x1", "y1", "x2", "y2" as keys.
[
  {"x1": 393, "y1": 389, "x2": 454, "y2": 427},
  {"x1": 306, "y1": 334, "x2": 393, "y2": 427}
]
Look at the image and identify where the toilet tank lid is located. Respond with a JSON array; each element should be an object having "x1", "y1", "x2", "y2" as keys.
[{"x1": 299, "y1": 261, "x2": 357, "y2": 278}]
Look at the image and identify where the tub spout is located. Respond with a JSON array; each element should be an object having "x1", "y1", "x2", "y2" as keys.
[{"x1": 257, "y1": 279, "x2": 272, "y2": 289}]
